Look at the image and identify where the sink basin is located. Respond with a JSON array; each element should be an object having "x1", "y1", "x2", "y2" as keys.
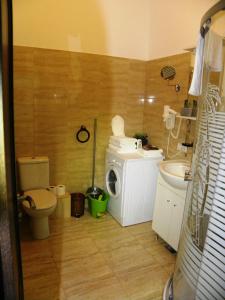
[{"x1": 159, "y1": 160, "x2": 190, "y2": 190}]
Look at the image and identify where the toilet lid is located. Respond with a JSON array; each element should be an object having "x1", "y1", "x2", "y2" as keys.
[
  {"x1": 23, "y1": 189, "x2": 56, "y2": 209},
  {"x1": 111, "y1": 115, "x2": 125, "y2": 137}
]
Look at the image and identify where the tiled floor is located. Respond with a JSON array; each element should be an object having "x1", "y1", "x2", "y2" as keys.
[{"x1": 20, "y1": 212, "x2": 176, "y2": 300}]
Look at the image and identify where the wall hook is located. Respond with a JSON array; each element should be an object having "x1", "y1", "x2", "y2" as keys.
[{"x1": 76, "y1": 125, "x2": 90, "y2": 143}]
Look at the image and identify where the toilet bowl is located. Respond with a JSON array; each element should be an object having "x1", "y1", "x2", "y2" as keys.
[
  {"x1": 22, "y1": 189, "x2": 57, "y2": 239},
  {"x1": 18, "y1": 156, "x2": 57, "y2": 239}
]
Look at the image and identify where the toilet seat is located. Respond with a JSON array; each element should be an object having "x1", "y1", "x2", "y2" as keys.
[
  {"x1": 24, "y1": 189, "x2": 56, "y2": 210},
  {"x1": 111, "y1": 115, "x2": 125, "y2": 137}
]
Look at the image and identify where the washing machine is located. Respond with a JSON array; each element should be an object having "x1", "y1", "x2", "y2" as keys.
[{"x1": 105, "y1": 149, "x2": 162, "y2": 226}]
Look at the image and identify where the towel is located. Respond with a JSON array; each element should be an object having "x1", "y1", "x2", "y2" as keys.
[
  {"x1": 108, "y1": 144, "x2": 137, "y2": 154},
  {"x1": 189, "y1": 30, "x2": 223, "y2": 97},
  {"x1": 189, "y1": 34, "x2": 205, "y2": 96},
  {"x1": 205, "y1": 30, "x2": 223, "y2": 72}
]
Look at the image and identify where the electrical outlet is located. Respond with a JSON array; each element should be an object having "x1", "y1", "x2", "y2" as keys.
[
  {"x1": 177, "y1": 143, "x2": 188, "y2": 153},
  {"x1": 182, "y1": 145, "x2": 188, "y2": 153},
  {"x1": 177, "y1": 143, "x2": 182, "y2": 151}
]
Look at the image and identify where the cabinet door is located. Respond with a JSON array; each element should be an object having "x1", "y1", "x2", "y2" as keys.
[
  {"x1": 152, "y1": 183, "x2": 172, "y2": 241},
  {"x1": 167, "y1": 196, "x2": 185, "y2": 251}
]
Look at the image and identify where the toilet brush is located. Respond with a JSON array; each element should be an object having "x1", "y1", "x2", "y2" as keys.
[{"x1": 86, "y1": 118, "x2": 102, "y2": 198}]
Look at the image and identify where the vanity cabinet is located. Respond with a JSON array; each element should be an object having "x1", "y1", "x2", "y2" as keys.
[{"x1": 152, "y1": 175, "x2": 186, "y2": 251}]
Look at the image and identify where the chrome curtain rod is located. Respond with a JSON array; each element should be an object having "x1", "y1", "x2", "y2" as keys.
[{"x1": 200, "y1": 0, "x2": 225, "y2": 37}]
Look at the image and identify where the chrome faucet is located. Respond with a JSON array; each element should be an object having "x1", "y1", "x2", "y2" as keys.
[{"x1": 184, "y1": 169, "x2": 192, "y2": 181}]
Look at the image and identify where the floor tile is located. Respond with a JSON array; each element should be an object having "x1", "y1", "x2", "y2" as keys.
[
  {"x1": 50, "y1": 237, "x2": 99, "y2": 262},
  {"x1": 64, "y1": 274, "x2": 129, "y2": 300},
  {"x1": 102, "y1": 243, "x2": 157, "y2": 273},
  {"x1": 56, "y1": 253, "x2": 113, "y2": 288},
  {"x1": 117, "y1": 264, "x2": 169, "y2": 300},
  {"x1": 20, "y1": 213, "x2": 176, "y2": 300},
  {"x1": 23, "y1": 266, "x2": 62, "y2": 300}
]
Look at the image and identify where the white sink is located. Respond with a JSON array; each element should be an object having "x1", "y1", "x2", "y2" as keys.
[{"x1": 159, "y1": 160, "x2": 190, "y2": 190}]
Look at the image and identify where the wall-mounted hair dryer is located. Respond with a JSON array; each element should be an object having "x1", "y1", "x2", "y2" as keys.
[{"x1": 163, "y1": 105, "x2": 178, "y2": 130}]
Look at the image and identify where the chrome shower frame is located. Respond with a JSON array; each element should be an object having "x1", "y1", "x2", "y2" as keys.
[{"x1": 164, "y1": 1, "x2": 225, "y2": 299}]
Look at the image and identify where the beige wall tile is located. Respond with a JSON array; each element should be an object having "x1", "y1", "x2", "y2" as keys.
[
  {"x1": 143, "y1": 53, "x2": 195, "y2": 159},
  {"x1": 14, "y1": 47, "x2": 145, "y2": 193},
  {"x1": 14, "y1": 47, "x2": 193, "y2": 193}
]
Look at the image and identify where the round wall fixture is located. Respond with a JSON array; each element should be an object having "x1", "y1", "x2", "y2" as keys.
[
  {"x1": 76, "y1": 125, "x2": 90, "y2": 143},
  {"x1": 161, "y1": 66, "x2": 176, "y2": 80},
  {"x1": 160, "y1": 65, "x2": 181, "y2": 92}
]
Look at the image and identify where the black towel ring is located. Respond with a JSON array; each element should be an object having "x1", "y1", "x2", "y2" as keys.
[{"x1": 76, "y1": 125, "x2": 90, "y2": 143}]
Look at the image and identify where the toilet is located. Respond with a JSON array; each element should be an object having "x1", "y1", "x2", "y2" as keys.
[{"x1": 17, "y1": 156, "x2": 57, "y2": 239}]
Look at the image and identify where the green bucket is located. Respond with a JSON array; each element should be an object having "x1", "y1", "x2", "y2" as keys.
[{"x1": 87, "y1": 191, "x2": 109, "y2": 218}]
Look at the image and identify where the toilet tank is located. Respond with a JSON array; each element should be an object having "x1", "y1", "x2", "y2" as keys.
[{"x1": 17, "y1": 156, "x2": 50, "y2": 191}]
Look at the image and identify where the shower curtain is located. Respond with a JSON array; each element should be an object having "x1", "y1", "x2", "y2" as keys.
[{"x1": 172, "y1": 10, "x2": 225, "y2": 300}]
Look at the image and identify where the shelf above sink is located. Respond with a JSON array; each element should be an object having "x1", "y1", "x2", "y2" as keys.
[{"x1": 176, "y1": 114, "x2": 197, "y2": 121}]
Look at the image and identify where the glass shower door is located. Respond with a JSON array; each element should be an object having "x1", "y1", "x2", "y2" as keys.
[{"x1": 172, "y1": 11, "x2": 225, "y2": 300}]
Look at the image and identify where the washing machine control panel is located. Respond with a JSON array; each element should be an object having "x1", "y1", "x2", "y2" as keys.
[
  {"x1": 105, "y1": 150, "x2": 127, "y2": 169},
  {"x1": 107, "y1": 159, "x2": 122, "y2": 168}
]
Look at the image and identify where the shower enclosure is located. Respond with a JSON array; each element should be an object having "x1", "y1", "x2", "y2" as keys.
[{"x1": 164, "y1": 1, "x2": 225, "y2": 299}]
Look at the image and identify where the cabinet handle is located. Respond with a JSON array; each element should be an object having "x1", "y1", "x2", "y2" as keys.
[
  {"x1": 167, "y1": 200, "x2": 170, "y2": 202},
  {"x1": 174, "y1": 204, "x2": 177, "y2": 207}
]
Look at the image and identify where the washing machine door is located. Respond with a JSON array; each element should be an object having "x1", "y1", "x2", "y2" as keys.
[{"x1": 106, "y1": 167, "x2": 121, "y2": 198}]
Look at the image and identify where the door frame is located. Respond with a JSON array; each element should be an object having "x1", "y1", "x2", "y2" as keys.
[{"x1": 0, "y1": 0, "x2": 23, "y2": 299}]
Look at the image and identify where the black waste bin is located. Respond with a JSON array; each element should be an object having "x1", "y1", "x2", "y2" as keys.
[{"x1": 71, "y1": 193, "x2": 85, "y2": 218}]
